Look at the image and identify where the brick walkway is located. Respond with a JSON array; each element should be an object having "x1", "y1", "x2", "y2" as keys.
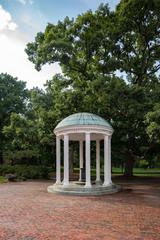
[{"x1": 0, "y1": 178, "x2": 159, "y2": 240}]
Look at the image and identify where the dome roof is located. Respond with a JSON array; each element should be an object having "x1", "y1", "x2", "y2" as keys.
[{"x1": 55, "y1": 112, "x2": 113, "y2": 130}]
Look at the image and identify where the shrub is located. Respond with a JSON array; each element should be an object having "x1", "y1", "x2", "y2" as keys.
[
  {"x1": 0, "y1": 165, "x2": 54, "y2": 180},
  {"x1": 0, "y1": 165, "x2": 15, "y2": 175},
  {"x1": 138, "y1": 160, "x2": 149, "y2": 169}
]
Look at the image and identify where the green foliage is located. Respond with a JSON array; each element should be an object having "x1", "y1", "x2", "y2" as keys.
[
  {"x1": 115, "y1": 0, "x2": 160, "y2": 85},
  {"x1": 25, "y1": 4, "x2": 116, "y2": 82},
  {"x1": 0, "y1": 73, "x2": 28, "y2": 164},
  {"x1": 0, "y1": 165, "x2": 53, "y2": 179},
  {"x1": 3, "y1": 113, "x2": 39, "y2": 149},
  {"x1": 145, "y1": 103, "x2": 160, "y2": 143},
  {"x1": 0, "y1": 73, "x2": 27, "y2": 121},
  {"x1": 138, "y1": 159, "x2": 149, "y2": 169},
  {"x1": 3, "y1": 150, "x2": 40, "y2": 165}
]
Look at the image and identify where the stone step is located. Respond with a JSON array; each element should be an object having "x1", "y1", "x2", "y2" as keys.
[{"x1": 47, "y1": 184, "x2": 121, "y2": 196}]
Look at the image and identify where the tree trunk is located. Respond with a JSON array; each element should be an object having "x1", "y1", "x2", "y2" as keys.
[
  {"x1": 69, "y1": 143, "x2": 74, "y2": 175},
  {"x1": 0, "y1": 150, "x2": 3, "y2": 165},
  {"x1": 124, "y1": 150, "x2": 134, "y2": 177},
  {"x1": 81, "y1": 141, "x2": 86, "y2": 182}
]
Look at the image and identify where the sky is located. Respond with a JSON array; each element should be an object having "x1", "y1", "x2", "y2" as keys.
[{"x1": 0, "y1": 0, "x2": 119, "y2": 89}]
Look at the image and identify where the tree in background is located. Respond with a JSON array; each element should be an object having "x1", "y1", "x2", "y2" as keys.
[
  {"x1": 0, "y1": 73, "x2": 28, "y2": 164},
  {"x1": 0, "y1": 0, "x2": 157, "y2": 175},
  {"x1": 3, "y1": 112, "x2": 40, "y2": 165},
  {"x1": 144, "y1": 82, "x2": 160, "y2": 168},
  {"x1": 3, "y1": 85, "x2": 58, "y2": 166},
  {"x1": 146, "y1": 104, "x2": 160, "y2": 144}
]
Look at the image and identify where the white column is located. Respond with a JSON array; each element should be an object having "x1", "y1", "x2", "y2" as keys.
[
  {"x1": 96, "y1": 140, "x2": 101, "y2": 183},
  {"x1": 79, "y1": 140, "x2": 83, "y2": 181},
  {"x1": 108, "y1": 135, "x2": 112, "y2": 183},
  {"x1": 55, "y1": 136, "x2": 61, "y2": 184},
  {"x1": 85, "y1": 132, "x2": 91, "y2": 188},
  {"x1": 103, "y1": 135, "x2": 112, "y2": 186},
  {"x1": 63, "y1": 134, "x2": 69, "y2": 186}
]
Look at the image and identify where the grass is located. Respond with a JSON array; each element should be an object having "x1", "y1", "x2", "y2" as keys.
[
  {"x1": 0, "y1": 176, "x2": 8, "y2": 184},
  {"x1": 112, "y1": 167, "x2": 160, "y2": 177},
  {"x1": 74, "y1": 167, "x2": 160, "y2": 177}
]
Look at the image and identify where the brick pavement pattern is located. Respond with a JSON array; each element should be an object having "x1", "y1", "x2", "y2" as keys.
[{"x1": 0, "y1": 178, "x2": 159, "y2": 240}]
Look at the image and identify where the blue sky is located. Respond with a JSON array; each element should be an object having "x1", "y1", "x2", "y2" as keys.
[{"x1": 0, "y1": 0, "x2": 119, "y2": 88}]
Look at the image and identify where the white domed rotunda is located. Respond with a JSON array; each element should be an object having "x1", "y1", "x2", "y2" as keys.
[{"x1": 48, "y1": 113, "x2": 120, "y2": 195}]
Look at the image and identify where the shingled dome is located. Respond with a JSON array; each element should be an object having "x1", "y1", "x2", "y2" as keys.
[{"x1": 55, "y1": 112, "x2": 113, "y2": 130}]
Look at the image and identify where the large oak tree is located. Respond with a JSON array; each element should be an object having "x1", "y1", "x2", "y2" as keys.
[{"x1": 25, "y1": 0, "x2": 160, "y2": 176}]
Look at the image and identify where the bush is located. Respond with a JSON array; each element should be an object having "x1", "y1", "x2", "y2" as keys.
[
  {"x1": 0, "y1": 165, "x2": 15, "y2": 175},
  {"x1": 138, "y1": 160, "x2": 149, "y2": 169},
  {"x1": 0, "y1": 165, "x2": 54, "y2": 180},
  {"x1": 4, "y1": 150, "x2": 41, "y2": 165}
]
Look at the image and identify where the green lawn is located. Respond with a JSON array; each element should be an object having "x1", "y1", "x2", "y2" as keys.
[
  {"x1": 74, "y1": 167, "x2": 160, "y2": 177},
  {"x1": 112, "y1": 167, "x2": 160, "y2": 177},
  {"x1": 0, "y1": 176, "x2": 8, "y2": 184}
]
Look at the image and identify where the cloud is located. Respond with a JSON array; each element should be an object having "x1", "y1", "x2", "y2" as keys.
[
  {"x1": 16, "y1": 0, "x2": 34, "y2": 5},
  {"x1": 0, "y1": 33, "x2": 61, "y2": 89},
  {"x1": 0, "y1": 5, "x2": 61, "y2": 89},
  {"x1": 0, "y1": 5, "x2": 17, "y2": 31}
]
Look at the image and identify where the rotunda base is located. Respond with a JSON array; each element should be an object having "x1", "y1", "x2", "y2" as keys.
[{"x1": 47, "y1": 182, "x2": 121, "y2": 196}]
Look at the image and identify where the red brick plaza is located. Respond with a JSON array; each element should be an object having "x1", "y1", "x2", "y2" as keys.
[{"x1": 0, "y1": 178, "x2": 159, "y2": 240}]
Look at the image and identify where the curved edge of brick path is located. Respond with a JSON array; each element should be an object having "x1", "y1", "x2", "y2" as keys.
[{"x1": 0, "y1": 177, "x2": 160, "y2": 240}]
